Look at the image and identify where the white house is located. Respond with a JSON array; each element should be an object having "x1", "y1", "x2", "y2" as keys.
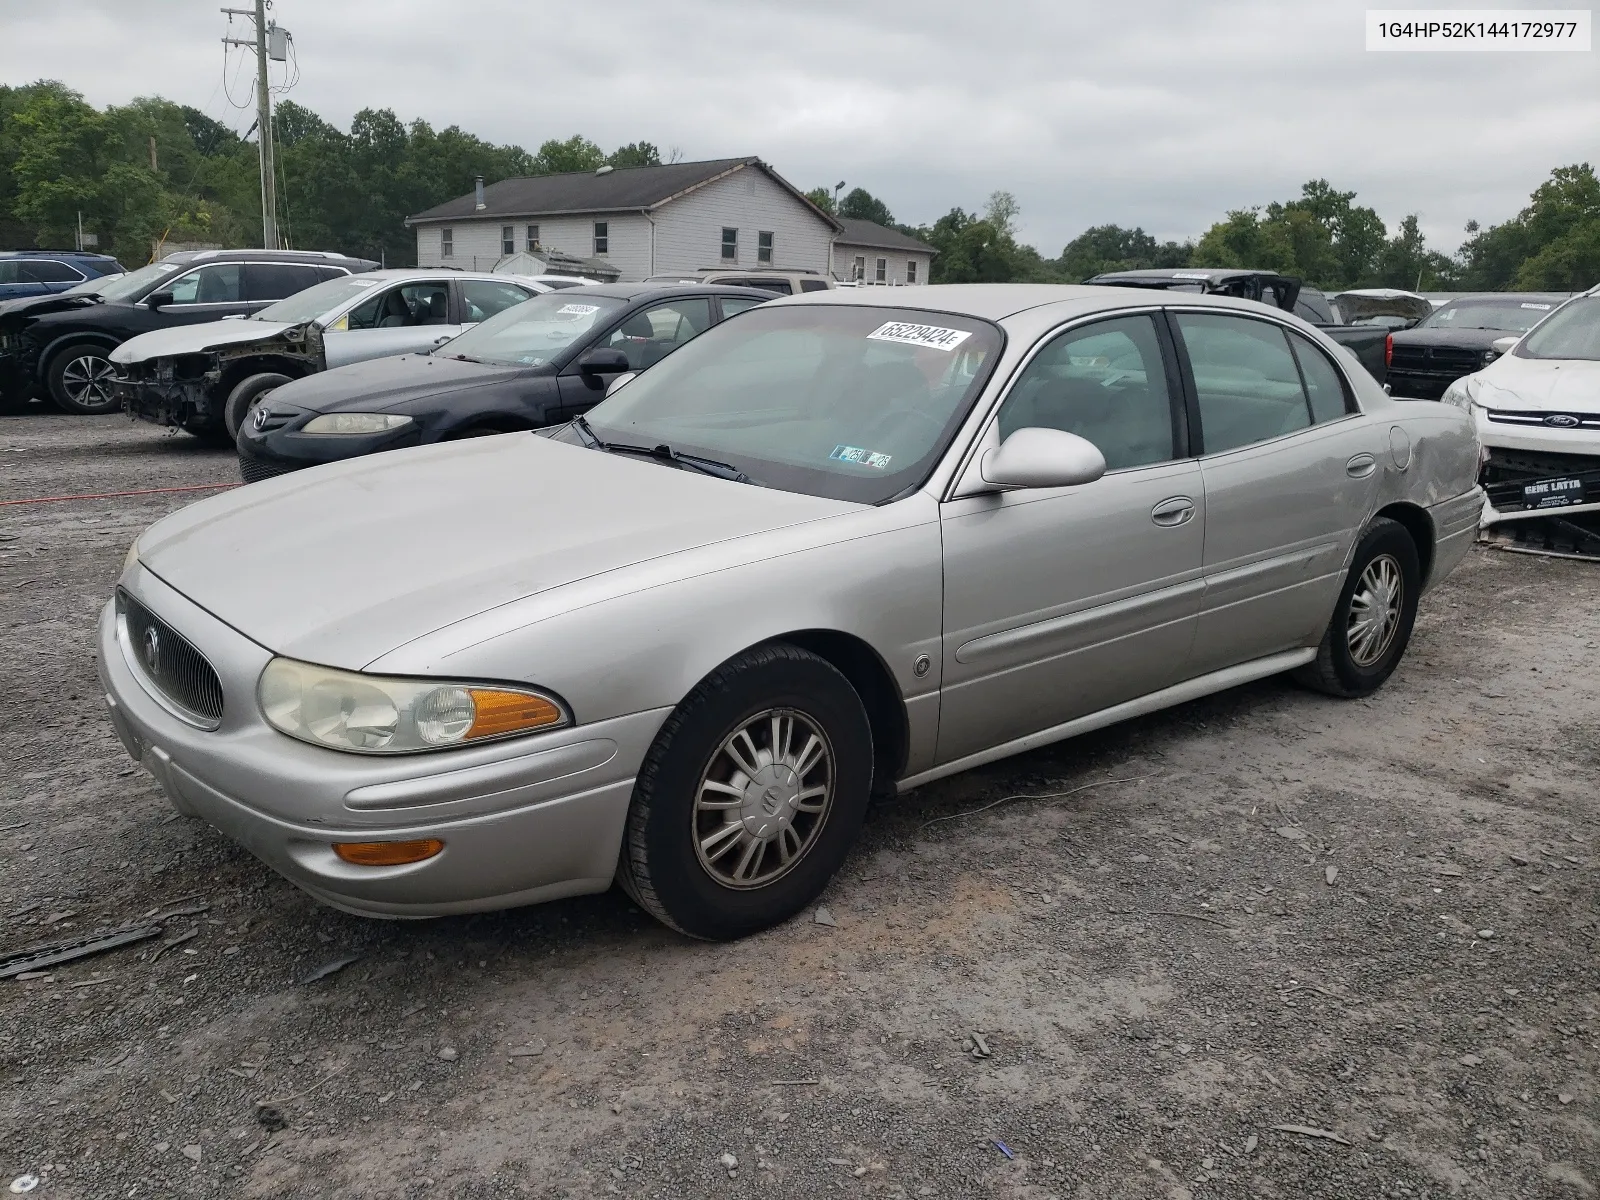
[
  {"x1": 406, "y1": 157, "x2": 843, "y2": 282},
  {"x1": 832, "y1": 218, "x2": 938, "y2": 286}
]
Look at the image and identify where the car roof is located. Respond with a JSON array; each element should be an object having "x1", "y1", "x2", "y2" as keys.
[
  {"x1": 160, "y1": 249, "x2": 381, "y2": 267},
  {"x1": 1088, "y1": 267, "x2": 1290, "y2": 284},
  {"x1": 766, "y1": 282, "x2": 1329, "y2": 328},
  {"x1": 1437, "y1": 292, "x2": 1572, "y2": 303},
  {"x1": 572, "y1": 282, "x2": 780, "y2": 301},
  {"x1": 0, "y1": 249, "x2": 120, "y2": 260}
]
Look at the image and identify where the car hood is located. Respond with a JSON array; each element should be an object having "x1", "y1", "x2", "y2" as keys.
[
  {"x1": 0, "y1": 292, "x2": 108, "y2": 327},
  {"x1": 134, "y1": 432, "x2": 857, "y2": 669},
  {"x1": 265, "y1": 352, "x2": 525, "y2": 414},
  {"x1": 1471, "y1": 355, "x2": 1600, "y2": 411},
  {"x1": 110, "y1": 319, "x2": 296, "y2": 365},
  {"x1": 1391, "y1": 327, "x2": 1507, "y2": 350}
]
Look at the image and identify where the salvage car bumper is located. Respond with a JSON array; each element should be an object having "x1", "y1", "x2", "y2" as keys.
[
  {"x1": 112, "y1": 372, "x2": 218, "y2": 430},
  {"x1": 1474, "y1": 410, "x2": 1600, "y2": 525},
  {"x1": 98, "y1": 565, "x2": 664, "y2": 918}
]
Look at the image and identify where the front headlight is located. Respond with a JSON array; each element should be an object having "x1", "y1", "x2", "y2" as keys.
[
  {"x1": 300, "y1": 413, "x2": 414, "y2": 435},
  {"x1": 258, "y1": 658, "x2": 568, "y2": 754},
  {"x1": 1440, "y1": 378, "x2": 1479, "y2": 412}
]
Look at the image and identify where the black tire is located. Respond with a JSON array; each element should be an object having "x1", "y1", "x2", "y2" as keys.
[
  {"x1": 46, "y1": 342, "x2": 120, "y2": 414},
  {"x1": 223, "y1": 372, "x2": 292, "y2": 441},
  {"x1": 619, "y1": 642, "x2": 874, "y2": 940},
  {"x1": 1293, "y1": 517, "x2": 1422, "y2": 698}
]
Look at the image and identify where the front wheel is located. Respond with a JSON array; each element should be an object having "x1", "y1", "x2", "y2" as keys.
[
  {"x1": 619, "y1": 643, "x2": 873, "y2": 940},
  {"x1": 47, "y1": 342, "x2": 120, "y2": 414},
  {"x1": 1294, "y1": 516, "x2": 1421, "y2": 698},
  {"x1": 224, "y1": 372, "x2": 292, "y2": 441}
]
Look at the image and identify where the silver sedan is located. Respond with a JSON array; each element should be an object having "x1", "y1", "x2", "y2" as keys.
[{"x1": 100, "y1": 285, "x2": 1483, "y2": 939}]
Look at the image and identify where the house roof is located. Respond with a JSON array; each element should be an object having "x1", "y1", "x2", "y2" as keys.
[
  {"x1": 406, "y1": 157, "x2": 843, "y2": 231},
  {"x1": 833, "y1": 218, "x2": 938, "y2": 256}
]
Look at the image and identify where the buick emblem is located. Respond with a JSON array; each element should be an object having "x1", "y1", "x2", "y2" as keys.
[
  {"x1": 1544, "y1": 414, "x2": 1580, "y2": 428},
  {"x1": 759, "y1": 786, "x2": 783, "y2": 817},
  {"x1": 141, "y1": 625, "x2": 161, "y2": 674}
]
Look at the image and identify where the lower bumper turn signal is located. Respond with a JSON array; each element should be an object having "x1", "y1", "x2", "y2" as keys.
[{"x1": 333, "y1": 838, "x2": 444, "y2": 866}]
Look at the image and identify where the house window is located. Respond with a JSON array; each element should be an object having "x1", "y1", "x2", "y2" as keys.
[
  {"x1": 907, "y1": 260, "x2": 917, "y2": 284},
  {"x1": 594, "y1": 221, "x2": 609, "y2": 255},
  {"x1": 757, "y1": 231, "x2": 773, "y2": 265},
  {"x1": 721, "y1": 227, "x2": 738, "y2": 262},
  {"x1": 853, "y1": 255, "x2": 865, "y2": 281},
  {"x1": 526, "y1": 224, "x2": 539, "y2": 251},
  {"x1": 501, "y1": 226, "x2": 515, "y2": 256},
  {"x1": 875, "y1": 258, "x2": 887, "y2": 283},
  {"x1": 440, "y1": 228, "x2": 453, "y2": 258}
]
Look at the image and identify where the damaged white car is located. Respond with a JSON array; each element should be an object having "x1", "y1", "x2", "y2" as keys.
[{"x1": 1442, "y1": 287, "x2": 1600, "y2": 530}]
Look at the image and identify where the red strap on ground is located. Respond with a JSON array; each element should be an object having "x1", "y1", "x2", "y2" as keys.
[{"x1": 0, "y1": 482, "x2": 240, "y2": 508}]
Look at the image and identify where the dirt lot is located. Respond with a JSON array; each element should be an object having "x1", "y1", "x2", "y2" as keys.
[{"x1": 1, "y1": 411, "x2": 1596, "y2": 1200}]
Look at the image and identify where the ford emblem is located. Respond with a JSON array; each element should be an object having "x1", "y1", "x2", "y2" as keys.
[
  {"x1": 141, "y1": 625, "x2": 161, "y2": 674},
  {"x1": 1544, "y1": 414, "x2": 1580, "y2": 428}
]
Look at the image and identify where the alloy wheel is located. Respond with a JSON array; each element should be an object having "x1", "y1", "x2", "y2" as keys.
[
  {"x1": 1347, "y1": 553, "x2": 1403, "y2": 667},
  {"x1": 61, "y1": 354, "x2": 116, "y2": 407},
  {"x1": 692, "y1": 708, "x2": 834, "y2": 889}
]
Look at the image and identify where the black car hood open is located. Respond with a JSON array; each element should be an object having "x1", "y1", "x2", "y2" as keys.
[
  {"x1": 0, "y1": 292, "x2": 109, "y2": 327},
  {"x1": 270, "y1": 352, "x2": 536, "y2": 415},
  {"x1": 1389, "y1": 327, "x2": 1508, "y2": 351}
]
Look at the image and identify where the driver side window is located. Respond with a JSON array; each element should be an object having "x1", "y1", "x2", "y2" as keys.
[
  {"x1": 995, "y1": 314, "x2": 1178, "y2": 471},
  {"x1": 165, "y1": 264, "x2": 244, "y2": 305},
  {"x1": 347, "y1": 281, "x2": 450, "y2": 330},
  {"x1": 604, "y1": 298, "x2": 713, "y2": 371}
]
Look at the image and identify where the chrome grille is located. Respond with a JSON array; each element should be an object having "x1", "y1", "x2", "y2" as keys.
[
  {"x1": 1487, "y1": 409, "x2": 1600, "y2": 431},
  {"x1": 117, "y1": 589, "x2": 224, "y2": 727}
]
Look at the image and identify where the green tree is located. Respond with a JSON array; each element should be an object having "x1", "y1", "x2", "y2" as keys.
[
  {"x1": 1192, "y1": 180, "x2": 1391, "y2": 288},
  {"x1": 532, "y1": 135, "x2": 606, "y2": 175},
  {"x1": 607, "y1": 141, "x2": 661, "y2": 168},
  {"x1": 838, "y1": 186, "x2": 894, "y2": 227},
  {"x1": 1058, "y1": 224, "x2": 1192, "y2": 279},
  {"x1": 1458, "y1": 163, "x2": 1600, "y2": 290},
  {"x1": 918, "y1": 208, "x2": 1026, "y2": 282},
  {"x1": 1376, "y1": 214, "x2": 1454, "y2": 290},
  {"x1": 804, "y1": 186, "x2": 835, "y2": 214},
  {"x1": 982, "y1": 190, "x2": 1019, "y2": 238}
]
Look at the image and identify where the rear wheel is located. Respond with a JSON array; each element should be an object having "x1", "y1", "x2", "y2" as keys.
[
  {"x1": 619, "y1": 643, "x2": 873, "y2": 940},
  {"x1": 1294, "y1": 517, "x2": 1421, "y2": 698},
  {"x1": 224, "y1": 372, "x2": 292, "y2": 441},
  {"x1": 47, "y1": 342, "x2": 119, "y2": 414}
]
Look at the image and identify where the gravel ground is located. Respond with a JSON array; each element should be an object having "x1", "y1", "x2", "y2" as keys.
[{"x1": 2, "y1": 412, "x2": 1596, "y2": 1200}]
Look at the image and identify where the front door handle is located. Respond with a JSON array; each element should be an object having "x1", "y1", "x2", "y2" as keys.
[
  {"x1": 1151, "y1": 496, "x2": 1196, "y2": 527},
  {"x1": 1346, "y1": 453, "x2": 1377, "y2": 478}
]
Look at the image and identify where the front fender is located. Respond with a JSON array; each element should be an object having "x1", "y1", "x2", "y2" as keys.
[{"x1": 366, "y1": 496, "x2": 946, "y2": 776}]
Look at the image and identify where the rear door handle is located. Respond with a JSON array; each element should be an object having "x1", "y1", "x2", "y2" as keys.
[
  {"x1": 1346, "y1": 453, "x2": 1377, "y2": 478},
  {"x1": 1151, "y1": 496, "x2": 1196, "y2": 527}
]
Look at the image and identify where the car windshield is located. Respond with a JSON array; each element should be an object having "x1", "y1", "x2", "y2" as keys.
[
  {"x1": 435, "y1": 291, "x2": 625, "y2": 365},
  {"x1": 1419, "y1": 298, "x2": 1559, "y2": 332},
  {"x1": 93, "y1": 261, "x2": 183, "y2": 302},
  {"x1": 579, "y1": 304, "x2": 1002, "y2": 504},
  {"x1": 1519, "y1": 296, "x2": 1600, "y2": 361},
  {"x1": 253, "y1": 275, "x2": 384, "y2": 324}
]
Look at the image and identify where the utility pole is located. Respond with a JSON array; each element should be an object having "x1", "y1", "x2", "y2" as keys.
[{"x1": 222, "y1": 1, "x2": 283, "y2": 249}]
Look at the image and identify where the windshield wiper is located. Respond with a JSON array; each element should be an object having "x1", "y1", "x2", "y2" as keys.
[{"x1": 571, "y1": 417, "x2": 752, "y2": 483}]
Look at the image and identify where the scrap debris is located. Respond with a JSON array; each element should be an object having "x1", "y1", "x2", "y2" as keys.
[
  {"x1": 0, "y1": 924, "x2": 162, "y2": 980},
  {"x1": 1272, "y1": 1124, "x2": 1352, "y2": 1146},
  {"x1": 300, "y1": 953, "x2": 362, "y2": 984}
]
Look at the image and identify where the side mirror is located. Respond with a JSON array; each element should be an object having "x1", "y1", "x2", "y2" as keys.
[
  {"x1": 1490, "y1": 335, "x2": 1519, "y2": 355},
  {"x1": 605, "y1": 371, "x2": 636, "y2": 397},
  {"x1": 577, "y1": 346, "x2": 631, "y2": 375},
  {"x1": 144, "y1": 290, "x2": 175, "y2": 309},
  {"x1": 980, "y1": 427, "x2": 1106, "y2": 490}
]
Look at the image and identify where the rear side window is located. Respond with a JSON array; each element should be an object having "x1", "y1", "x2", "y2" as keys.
[
  {"x1": 348, "y1": 281, "x2": 451, "y2": 329},
  {"x1": 1288, "y1": 332, "x2": 1353, "y2": 422},
  {"x1": 1174, "y1": 313, "x2": 1311, "y2": 454},
  {"x1": 248, "y1": 263, "x2": 324, "y2": 301},
  {"x1": 25, "y1": 259, "x2": 86, "y2": 283},
  {"x1": 800, "y1": 279, "x2": 830, "y2": 292},
  {"x1": 720, "y1": 296, "x2": 766, "y2": 318},
  {"x1": 460, "y1": 279, "x2": 532, "y2": 322},
  {"x1": 996, "y1": 314, "x2": 1178, "y2": 471}
]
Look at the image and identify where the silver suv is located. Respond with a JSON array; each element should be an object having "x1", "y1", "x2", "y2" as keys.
[{"x1": 644, "y1": 269, "x2": 833, "y2": 296}]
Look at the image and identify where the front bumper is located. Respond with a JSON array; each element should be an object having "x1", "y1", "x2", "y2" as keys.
[
  {"x1": 98, "y1": 566, "x2": 666, "y2": 917},
  {"x1": 236, "y1": 401, "x2": 423, "y2": 483},
  {"x1": 1475, "y1": 410, "x2": 1600, "y2": 525},
  {"x1": 112, "y1": 372, "x2": 219, "y2": 431}
]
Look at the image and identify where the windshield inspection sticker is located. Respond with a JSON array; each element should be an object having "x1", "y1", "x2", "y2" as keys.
[
  {"x1": 866, "y1": 321, "x2": 972, "y2": 352},
  {"x1": 557, "y1": 303, "x2": 600, "y2": 316},
  {"x1": 1521, "y1": 302, "x2": 1552, "y2": 310},
  {"x1": 830, "y1": 445, "x2": 892, "y2": 469}
]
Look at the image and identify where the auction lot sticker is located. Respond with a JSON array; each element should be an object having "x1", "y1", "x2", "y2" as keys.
[
  {"x1": 1367, "y1": 9, "x2": 1591, "y2": 50},
  {"x1": 867, "y1": 321, "x2": 972, "y2": 352}
]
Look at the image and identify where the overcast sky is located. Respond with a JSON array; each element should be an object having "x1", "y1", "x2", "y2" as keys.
[{"x1": 2, "y1": 0, "x2": 1594, "y2": 256}]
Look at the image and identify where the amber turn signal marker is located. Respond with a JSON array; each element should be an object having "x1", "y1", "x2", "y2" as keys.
[
  {"x1": 333, "y1": 838, "x2": 444, "y2": 866},
  {"x1": 466, "y1": 689, "x2": 563, "y2": 740}
]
